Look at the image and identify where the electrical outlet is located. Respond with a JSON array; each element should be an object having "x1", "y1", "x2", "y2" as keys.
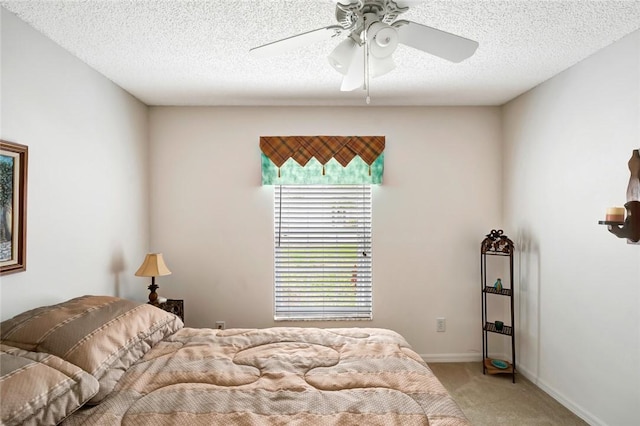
[
  {"x1": 215, "y1": 321, "x2": 225, "y2": 330},
  {"x1": 436, "y1": 317, "x2": 446, "y2": 332}
]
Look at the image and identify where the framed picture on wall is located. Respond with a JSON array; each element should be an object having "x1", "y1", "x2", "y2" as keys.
[{"x1": 0, "y1": 140, "x2": 28, "y2": 275}]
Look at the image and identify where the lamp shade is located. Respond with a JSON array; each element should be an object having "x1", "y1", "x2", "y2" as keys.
[
  {"x1": 340, "y1": 44, "x2": 365, "y2": 91},
  {"x1": 370, "y1": 56, "x2": 396, "y2": 77},
  {"x1": 367, "y1": 22, "x2": 398, "y2": 59},
  {"x1": 135, "y1": 253, "x2": 172, "y2": 277},
  {"x1": 328, "y1": 37, "x2": 358, "y2": 75}
]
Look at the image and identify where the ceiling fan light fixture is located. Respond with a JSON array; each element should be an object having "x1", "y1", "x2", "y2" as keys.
[
  {"x1": 370, "y1": 56, "x2": 396, "y2": 78},
  {"x1": 367, "y1": 22, "x2": 398, "y2": 59},
  {"x1": 328, "y1": 37, "x2": 358, "y2": 75},
  {"x1": 340, "y1": 45, "x2": 365, "y2": 91}
]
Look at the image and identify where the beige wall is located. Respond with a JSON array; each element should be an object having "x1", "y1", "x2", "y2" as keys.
[
  {"x1": 148, "y1": 105, "x2": 503, "y2": 359},
  {"x1": 502, "y1": 29, "x2": 640, "y2": 425},
  {"x1": 0, "y1": 8, "x2": 150, "y2": 318}
]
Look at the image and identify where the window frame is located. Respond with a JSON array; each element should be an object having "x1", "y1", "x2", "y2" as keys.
[{"x1": 273, "y1": 184, "x2": 373, "y2": 321}]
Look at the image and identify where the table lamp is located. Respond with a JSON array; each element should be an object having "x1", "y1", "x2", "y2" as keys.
[{"x1": 135, "y1": 253, "x2": 171, "y2": 304}]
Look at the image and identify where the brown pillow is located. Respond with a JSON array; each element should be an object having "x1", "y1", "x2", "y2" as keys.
[
  {"x1": 0, "y1": 295, "x2": 183, "y2": 403},
  {"x1": 0, "y1": 344, "x2": 99, "y2": 426}
]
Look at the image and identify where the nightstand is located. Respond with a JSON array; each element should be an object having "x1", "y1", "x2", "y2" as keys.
[{"x1": 157, "y1": 299, "x2": 184, "y2": 322}]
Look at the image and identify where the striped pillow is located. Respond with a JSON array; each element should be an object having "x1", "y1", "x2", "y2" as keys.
[
  {"x1": 0, "y1": 295, "x2": 183, "y2": 403},
  {"x1": 0, "y1": 344, "x2": 99, "y2": 426}
]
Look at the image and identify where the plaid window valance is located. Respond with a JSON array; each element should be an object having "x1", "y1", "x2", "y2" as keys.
[{"x1": 260, "y1": 136, "x2": 385, "y2": 185}]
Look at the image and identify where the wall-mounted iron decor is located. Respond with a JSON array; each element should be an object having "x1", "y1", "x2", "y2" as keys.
[
  {"x1": 0, "y1": 140, "x2": 29, "y2": 275},
  {"x1": 599, "y1": 149, "x2": 640, "y2": 243}
]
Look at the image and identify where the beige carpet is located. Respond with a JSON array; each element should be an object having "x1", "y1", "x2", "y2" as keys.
[{"x1": 428, "y1": 362, "x2": 588, "y2": 426}]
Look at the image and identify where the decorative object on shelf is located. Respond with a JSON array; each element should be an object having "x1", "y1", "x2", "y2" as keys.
[
  {"x1": 605, "y1": 207, "x2": 625, "y2": 223},
  {"x1": 494, "y1": 278, "x2": 503, "y2": 292},
  {"x1": 135, "y1": 253, "x2": 172, "y2": 305},
  {"x1": 481, "y1": 229, "x2": 516, "y2": 383},
  {"x1": 0, "y1": 140, "x2": 28, "y2": 276},
  {"x1": 599, "y1": 149, "x2": 640, "y2": 243},
  {"x1": 491, "y1": 359, "x2": 509, "y2": 369}
]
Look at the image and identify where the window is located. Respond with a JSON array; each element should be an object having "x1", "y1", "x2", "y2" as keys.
[{"x1": 274, "y1": 185, "x2": 372, "y2": 320}]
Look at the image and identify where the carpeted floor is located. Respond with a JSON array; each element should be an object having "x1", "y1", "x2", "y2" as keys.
[{"x1": 428, "y1": 362, "x2": 589, "y2": 425}]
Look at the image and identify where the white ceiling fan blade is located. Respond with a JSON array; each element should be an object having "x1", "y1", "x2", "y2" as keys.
[
  {"x1": 396, "y1": 20, "x2": 478, "y2": 63},
  {"x1": 394, "y1": 0, "x2": 426, "y2": 7},
  {"x1": 340, "y1": 45, "x2": 364, "y2": 91},
  {"x1": 249, "y1": 26, "x2": 344, "y2": 58}
]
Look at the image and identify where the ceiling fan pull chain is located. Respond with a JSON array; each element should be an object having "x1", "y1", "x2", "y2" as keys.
[
  {"x1": 363, "y1": 17, "x2": 368, "y2": 92},
  {"x1": 364, "y1": 14, "x2": 371, "y2": 104}
]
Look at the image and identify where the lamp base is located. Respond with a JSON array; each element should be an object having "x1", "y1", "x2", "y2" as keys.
[{"x1": 148, "y1": 283, "x2": 159, "y2": 305}]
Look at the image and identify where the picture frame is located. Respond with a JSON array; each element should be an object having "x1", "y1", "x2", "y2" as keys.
[{"x1": 1, "y1": 140, "x2": 28, "y2": 275}]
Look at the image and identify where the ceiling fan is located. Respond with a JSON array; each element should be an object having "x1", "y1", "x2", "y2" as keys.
[{"x1": 249, "y1": 0, "x2": 479, "y2": 98}]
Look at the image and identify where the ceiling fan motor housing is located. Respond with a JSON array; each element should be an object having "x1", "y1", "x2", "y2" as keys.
[{"x1": 335, "y1": 0, "x2": 409, "y2": 30}]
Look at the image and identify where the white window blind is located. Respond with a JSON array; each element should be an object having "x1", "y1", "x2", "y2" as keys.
[{"x1": 274, "y1": 185, "x2": 372, "y2": 320}]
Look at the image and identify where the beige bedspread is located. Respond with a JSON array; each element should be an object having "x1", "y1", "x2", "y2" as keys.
[{"x1": 63, "y1": 327, "x2": 469, "y2": 425}]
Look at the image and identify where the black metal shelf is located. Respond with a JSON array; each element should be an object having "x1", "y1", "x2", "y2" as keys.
[
  {"x1": 482, "y1": 250, "x2": 511, "y2": 256},
  {"x1": 481, "y1": 229, "x2": 516, "y2": 383},
  {"x1": 484, "y1": 358, "x2": 514, "y2": 374},
  {"x1": 484, "y1": 321, "x2": 513, "y2": 336},
  {"x1": 483, "y1": 286, "x2": 512, "y2": 297}
]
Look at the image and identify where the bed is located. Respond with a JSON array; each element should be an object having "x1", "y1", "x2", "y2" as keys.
[{"x1": 0, "y1": 295, "x2": 470, "y2": 425}]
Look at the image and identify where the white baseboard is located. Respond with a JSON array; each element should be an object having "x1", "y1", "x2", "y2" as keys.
[
  {"x1": 420, "y1": 353, "x2": 483, "y2": 363},
  {"x1": 516, "y1": 364, "x2": 604, "y2": 426}
]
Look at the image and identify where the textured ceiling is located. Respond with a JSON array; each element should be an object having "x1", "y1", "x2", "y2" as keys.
[{"x1": 2, "y1": 0, "x2": 639, "y2": 106}]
